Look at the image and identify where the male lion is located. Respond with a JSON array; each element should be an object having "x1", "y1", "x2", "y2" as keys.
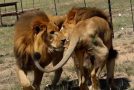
[
  {"x1": 14, "y1": 10, "x2": 65, "y2": 90},
  {"x1": 51, "y1": 16, "x2": 111, "y2": 89},
  {"x1": 33, "y1": 7, "x2": 118, "y2": 89}
]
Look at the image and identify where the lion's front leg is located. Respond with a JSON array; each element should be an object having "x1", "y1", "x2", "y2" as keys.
[
  {"x1": 72, "y1": 54, "x2": 82, "y2": 86},
  {"x1": 51, "y1": 59, "x2": 63, "y2": 86},
  {"x1": 76, "y1": 68, "x2": 84, "y2": 86},
  {"x1": 89, "y1": 68, "x2": 100, "y2": 90},
  {"x1": 16, "y1": 66, "x2": 34, "y2": 90},
  {"x1": 51, "y1": 68, "x2": 63, "y2": 85},
  {"x1": 32, "y1": 68, "x2": 44, "y2": 90}
]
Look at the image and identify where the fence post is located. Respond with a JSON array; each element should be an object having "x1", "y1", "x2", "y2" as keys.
[
  {"x1": 108, "y1": 0, "x2": 114, "y2": 38},
  {"x1": 84, "y1": 0, "x2": 86, "y2": 7},
  {"x1": 54, "y1": 0, "x2": 58, "y2": 15},
  {"x1": 108, "y1": 0, "x2": 113, "y2": 30},
  {"x1": 32, "y1": 0, "x2": 35, "y2": 8},
  {"x1": 4, "y1": 0, "x2": 6, "y2": 12},
  {"x1": 130, "y1": 0, "x2": 134, "y2": 31}
]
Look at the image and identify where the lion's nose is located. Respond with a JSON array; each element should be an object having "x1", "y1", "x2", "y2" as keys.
[
  {"x1": 61, "y1": 39, "x2": 66, "y2": 44},
  {"x1": 33, "y1": 52, "x2": 41, "y2": 60}
]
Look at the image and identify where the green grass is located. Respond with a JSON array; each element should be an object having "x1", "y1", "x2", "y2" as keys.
[
  {"x1": 10, "y1": 84, "x2": 21, "y2": 90},
  {"x1": 0, "y1": 27, "x2": 14, "y2": 54},
  {"x1": 115, "y1": 61, "x2": 134, "y2": 76},
  {"x1": 113, "y1": 15, "x2": 132, "y2": 30},
  {"x1": 0, "y1": 58, "x2": 4, "y2": 64}
]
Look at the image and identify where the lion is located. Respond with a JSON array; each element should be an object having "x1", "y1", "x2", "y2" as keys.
[
  {"x1": 51, "y1": 7, "x2": 118, "y2": 90},
  {"x1": 14, "y1": 10, "x2": 65, "y2": 90},
  {"x1": 51, "y1": 16, "x2": 111, "y2": 89},
  {"x1": 33, "y1": 7, "x2": 118, "y2": 89}
]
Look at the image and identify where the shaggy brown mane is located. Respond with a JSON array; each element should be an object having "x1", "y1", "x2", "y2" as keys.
[
  {"x1": 67, "y1": 7, "x2": 112, "y2": 29},
  {"x1": 14, "y1": 10, "x2": 50, "y2": 71},
  {"x1": 15, "y1": 10, "x2": 49, "y2": 40}
]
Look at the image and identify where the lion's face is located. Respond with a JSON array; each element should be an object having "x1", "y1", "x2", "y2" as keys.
[
  {"x1": 50, "y1": 7, "x2": 78, "y2": 50},
  {"x1": 33, "y1": 21, "x2": 59, "y2": 60},
  {"x1": 50, "y1": 19, "x2": 76, "y2": 50},
  {"x1": 50, "y1": 30, "x2": 66, "y2": 51}
]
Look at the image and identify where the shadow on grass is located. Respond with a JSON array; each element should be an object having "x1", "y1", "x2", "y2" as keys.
[
  {"x1": 44, "y1": 77, "x2": 130, "y2": 90},
  {"x1": 100, "y1": 77, "x2": 130, "y2": 90}
]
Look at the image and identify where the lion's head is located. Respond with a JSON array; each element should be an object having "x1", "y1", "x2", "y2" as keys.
[
  {"x1": 51, "y1": 7, "x2": 111, "y2": 50},
  {"x1": 14, "y1": 10, "x2": 59, "y2": 70}
]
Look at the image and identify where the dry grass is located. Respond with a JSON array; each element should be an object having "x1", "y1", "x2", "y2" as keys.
[{"x1": 0, "y1": 0, "x2": 134, "y2": 89}]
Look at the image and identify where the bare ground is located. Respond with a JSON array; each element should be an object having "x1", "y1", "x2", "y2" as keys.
[{"x1": 0, "y1": 27, "x2": 134, "y2": 90}]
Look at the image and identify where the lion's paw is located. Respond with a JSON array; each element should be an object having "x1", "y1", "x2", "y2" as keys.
[
  {"x1": 23, "y1": 85, "x2": 35, "y2": 90},
  {"x1": 20, "y1": 79, "x2": 31, "y2": 87}
]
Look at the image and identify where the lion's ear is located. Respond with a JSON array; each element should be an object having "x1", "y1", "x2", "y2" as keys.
[{"x1": 67, "y1": 9, "x2": 76, "y2": 20}]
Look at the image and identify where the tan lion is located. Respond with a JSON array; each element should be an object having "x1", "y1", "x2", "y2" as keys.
[
  {"x1": 51, "y1": 17, "x2": 111, "y2": 90},
  {"x1": 33, "y1": 7, "x2": 118, "y2": 90},
  {"x1": 14, "y1": 10, "x2": 65, "y2": 90}
]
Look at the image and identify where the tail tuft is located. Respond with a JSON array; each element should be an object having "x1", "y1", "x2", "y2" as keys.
[{"x1": 108, "y1": 48, "x2": 118, "y2": 60}]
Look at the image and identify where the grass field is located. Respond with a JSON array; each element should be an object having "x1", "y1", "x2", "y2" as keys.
[{"x1": 0, "y1": 0, "x2": 134, "y2": 90}]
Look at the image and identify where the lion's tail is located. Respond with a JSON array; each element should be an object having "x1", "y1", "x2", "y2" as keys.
[{"x1": 108, "y1": 48, "x2": 118, "y2": 60}]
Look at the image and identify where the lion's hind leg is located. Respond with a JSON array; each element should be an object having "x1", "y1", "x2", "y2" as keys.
[
  {"x1": 89, "y1": 67, "x2": 100, "y2": 90},
  {"x1": 106, "y1": 48, "x2": 118, "y2": 90}
]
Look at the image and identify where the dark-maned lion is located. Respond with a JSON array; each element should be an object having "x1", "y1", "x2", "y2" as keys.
[
  {"x1": 14, "y1": 10, "x2": 64, "y2": 90},
  {"x1": 33, "y1": 7, "x2": 118, "y2": 90}
]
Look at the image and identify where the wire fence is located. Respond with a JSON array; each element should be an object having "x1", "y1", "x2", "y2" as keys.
[{"x1": 0, "y1": 0, "x2": 134, "y2": 30}]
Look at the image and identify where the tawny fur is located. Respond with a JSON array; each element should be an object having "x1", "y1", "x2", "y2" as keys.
[
  {"x1": 51, "y1": 17, "x2": 111, "y2": 89},
  {"x1": 14, "y1": 10, "x2": 64, "y2": 90},
  {"x1": 50, "y1": 7, "x2": 118, "y2": 90}
]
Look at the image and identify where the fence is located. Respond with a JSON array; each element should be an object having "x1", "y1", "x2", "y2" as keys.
[{"x1": 0, "y1": 0, "x2": 134, "y2": 30}]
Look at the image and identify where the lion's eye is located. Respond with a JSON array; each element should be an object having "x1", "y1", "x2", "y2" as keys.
[
  {"x1": 35, "y1": 26, "x2": 41, "y2": 34},
  {"x1": 50, "y1": 31, "x2": 55, "y2": 34}
]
